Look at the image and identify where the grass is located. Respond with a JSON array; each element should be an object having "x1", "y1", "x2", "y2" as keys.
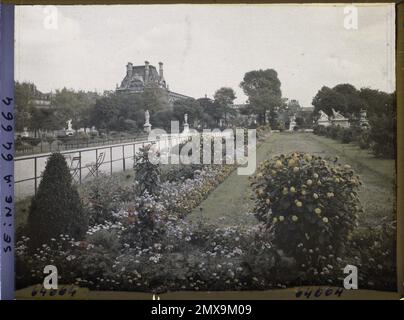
[
  {"x1": 186, "y1": 132, "x2": 396, "y2": 228},
  {"x1": 14, "y1": 132, "x2": 397, "y2": 295},
  {"x1": 186, "y1": 133, "x2": 279, "y2": 226},
  {"x1": 16, "y1": 132, "x2": 396, "y2": 231}
]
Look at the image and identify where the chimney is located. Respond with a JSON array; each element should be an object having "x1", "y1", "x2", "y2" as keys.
[
  {"x1": 126, "y1": 62, "x2": 133, "y2": 78},
  {"x1": 144, "y1": 60, "x2": 150, "y2": 83},
  {"x1": 158, "y1": 62, "x2": 164, "y2": 80}
]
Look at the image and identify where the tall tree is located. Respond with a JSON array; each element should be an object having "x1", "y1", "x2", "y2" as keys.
[
  {"x1": 141, "y1": 84, "x2": 169, "y2": 114},
  {"x1": 197, "y1": 97, "x2": 222, "y2": 128},
  {"x1": 30, "y1": 108, "x2": 62, "y2": 137},
  {"x1": 312, "y1": 84, "x2": 365, "y2": 117},
  {"x1": 15, "y1": 81, "x2": 34, "y2": 131},
  {"x1": 51, "y1": 88, "x2": 99, "y2": 130},
  {"x1": 240, "y1": 69, "x2": 283, "y2": 126},
  {"x1": 312, "y1": 86, "x2": 346, "y2": 117},
  {"x1": 213, "y1": 87, "x2": 237, "y2": 127},
  {"x1": 359, "y1": 88, "x2": 394, "y2": 117},
  {"x1": 333, "y1": 83, "x2": 363, "y2": 116},
  {"x1": 172, "y1": 98, "x2": 203, "y2": 128}
]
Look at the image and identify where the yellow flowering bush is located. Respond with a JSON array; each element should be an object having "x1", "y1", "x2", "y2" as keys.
[{"x1": 251, "y1": 152, "x2": 362, "y2": 267}]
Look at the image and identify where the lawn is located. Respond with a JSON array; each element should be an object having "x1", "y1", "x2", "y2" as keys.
[
  {"x1": 15, "y1": 131, "x2": 397, "y2": 293},
  {"x1": 17, "y1": 132, "x2": 396, "y2": 230},
  {"x1": 186, "y1": 132, "x2": 396, "y2": 228}
]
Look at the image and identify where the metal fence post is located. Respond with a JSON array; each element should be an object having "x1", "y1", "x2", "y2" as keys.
[
  {"x1": 110, "y1": 146, "x2": 113, "y2": 175},
  {"x1": 34, "y1": 157, "x2": 37, "y2": 195},
  {"x1": 122, "y1": 145, "x2": 126, "y2": 171},
  {"x1": 95, "y1": 149, "x2": 99, "y2": 177},
  {"x1": 79, "y1": 151, "x2": 82, "y2": 184}
]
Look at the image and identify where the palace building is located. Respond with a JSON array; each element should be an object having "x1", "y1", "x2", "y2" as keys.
[{"x1": 116, "y1": 61, "x2": 192, "y2": 106}]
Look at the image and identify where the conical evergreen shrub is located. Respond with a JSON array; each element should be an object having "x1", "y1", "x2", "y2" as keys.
[{"x1": 27, "y1": 153, "x2": 88, "y2": 248}]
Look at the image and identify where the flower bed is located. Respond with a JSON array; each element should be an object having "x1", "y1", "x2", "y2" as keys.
[{"x1": 16, "y1": 128, "x2": 395, "y2": 292}]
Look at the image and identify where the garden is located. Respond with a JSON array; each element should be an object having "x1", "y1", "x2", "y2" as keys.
[
  {"x1": 312, "y1": 115, "x2": 396, "y2": 159},
  {"x1": 16, "y1": 128, "x2": 396, "y2": 294}
]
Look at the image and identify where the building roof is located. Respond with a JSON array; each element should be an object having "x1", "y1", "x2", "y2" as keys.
[{"x1": 131, "y1": 65, "x2": 160, "y2": 83}]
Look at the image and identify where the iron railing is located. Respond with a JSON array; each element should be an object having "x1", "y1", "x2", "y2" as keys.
[{"x1": 14, "y1": 133, "x2": 191, "y2": 198}]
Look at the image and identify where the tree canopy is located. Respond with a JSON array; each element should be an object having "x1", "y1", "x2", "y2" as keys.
[
  {"x1": 311, "y1": 83, "x2": 391, "y2": 118},
  {"x1": 240, "y1": 69, "x2": 283, "y2": 126}
]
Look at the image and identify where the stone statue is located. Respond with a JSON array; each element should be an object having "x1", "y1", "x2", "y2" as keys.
[
  {"x1": 331, "y1": 108, "x2": 345, "y2": 120},
  {"x1": 359, "y1": 109, "x2": 369, "y2": 128},
  {"x1": 318, "y1": 110, "x2": 329, "y2": 120},
  {"x1": 183, "y1": 113, "x2": 190, "y2": 134},
  {"x1": 67, "y1": 119, "x2": 73, "y2": 130},
  {"x1": 65, "y1": 119, "x2": 75, "y2": 136},
  {"x1": 289, "y1": 114, "x2": 296, "y2": 131},
  {"x1": 317, "y1": 110, "x2": 331, "y2": 127},
  {"x1": 144, "y1": 110, "x2": 151, "y2": 132},
  {"x1": 145, "y1": 110, "x2": 150, "y2": 124},
  {"x1": 331, "y1": 108, "x2": 350, "y2": 128}
]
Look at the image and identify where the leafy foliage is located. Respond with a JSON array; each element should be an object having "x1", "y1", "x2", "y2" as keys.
[
  {"x1": 369, "y1": 98, "x2": 396, "y2": 158},
  {"x1": 240, "y1": 69, "x2": 283, "y2": 126},
  {"x1": 81, "y1": 174, "x2": 135, "y2": 225},
  {"x1": 251, "y1": 153, "x2": 362, "y2": 270},
  {"x1": 350, "y1": 218, "x2": 396, "y2": 290},
  {"x1": 134, "y1": 145, "x2": 161, "y2": 195},
  {"x1": 27, "y1": 153, "x2": 88, "y2": 248}
]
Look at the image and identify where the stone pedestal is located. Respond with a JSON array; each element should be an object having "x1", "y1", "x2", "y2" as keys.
[
  {"x1": 183, "y1": 123, "x2": 189, "y2": 135},
  {"x1": 65, "y1": 129, "x2": 75, "y2": 136},
  {"x1": 332, "y1": 118, "x2": 350, "y2": 128},
  {"x1": 289, "y1": 117, "x2": 296, "y2": 131},
  {"x1": 22, "y1": 127, "x2": 29, "y2": 138},
  {"x1": 144, "y1": 123, "x2": 152, "y2": 133},
  {"x1": 317, "y1": 119, "x2": 331, "y2": 127},
  {"x1": 359, "y1": 109, "x2": 369, "y2": 128}
]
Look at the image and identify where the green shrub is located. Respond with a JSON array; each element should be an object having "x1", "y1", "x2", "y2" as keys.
[
  {"x1": 350, "y1": 218, "x2": 396, "y2": 290},
  {"x1": 251, "y1": 152, "x2": 362, "y2": 271},
  {"x1": 340, "y1": 128, "x2": 354, "y2": 144},
  {"x1": 15, "y1": 139, "x2": 32, "y2": 152},
  {"x1": 22, "y1": 137, "x2": 41, "y2": 147},
  {"x1": 356, "y1": 130, "x2": 371, "y2": 149},
  {"x1": 120, "y1": 195, "x2": 168, "y2": 249},
  {"x1": 313, "y1": 125, "x2": 326, "y2": 136},
  {"x1": 369, "y1": 113, "x2": 396, "y2": 158},
  {"x1": 81, "y1": 174, "x2": 135, "y2": 225},
  {"x1": 87, "y1": 229, "x2": 121, "y2": 254},
  {"x1": 134, "y1": 144, "x2": 161, "y2": 195},
  {"x1": 328, "y1": 126, "x2": 342, "y2": 139},
  {"x1": 27, "y1": 153, "x2": 88, "y2": 248},
  {"x1": 161, "y1": 164, "x2": 203, "y2": 183}
]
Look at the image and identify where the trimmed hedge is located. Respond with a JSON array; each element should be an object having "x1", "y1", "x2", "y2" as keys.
[
  {"x1": 313, "y1": 119, "x2": 395, "y2": 159},
  {"x1": 27, "y1": 153, "x2": 88, "y2": 248}
]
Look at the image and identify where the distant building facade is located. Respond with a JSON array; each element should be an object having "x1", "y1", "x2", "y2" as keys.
[
  {"x1": 27, "y1": 84, "x2": 53, "y2": 109},
  {"x1": 116, "y1": 61, "x2": 193, "y2": 106}
]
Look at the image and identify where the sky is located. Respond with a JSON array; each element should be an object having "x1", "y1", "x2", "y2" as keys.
[{"x1": 15, "y1": 4, "x2": 395, "y2": 107}]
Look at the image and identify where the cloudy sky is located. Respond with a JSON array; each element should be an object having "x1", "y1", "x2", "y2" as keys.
[{"x1": 15, "y1": 4, "x2": 395, "y2": 107}]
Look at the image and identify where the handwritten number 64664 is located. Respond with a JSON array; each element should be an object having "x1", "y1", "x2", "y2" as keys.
[
  {"x1": 2, "y1": 142, "x2": 12, "y2": 150},
  {"x1": 1, "y1": 153, "x2": 13, "y2": 161},
  {"x1": 2, "y1": 97, "x2": 13, "y2": 106},
  {"x1": 1, "y1": 111, "x2": 13, "y2": 120},
  {"x1": 1, "y1": 124, "x2": 12, "y2": 132}
]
